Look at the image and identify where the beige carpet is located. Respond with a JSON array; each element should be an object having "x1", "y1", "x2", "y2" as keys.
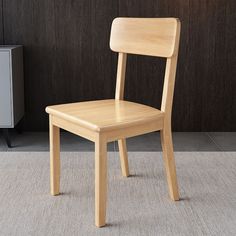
[{"x1": 0, "y1": 152, "x2": 235, "y2": 236}]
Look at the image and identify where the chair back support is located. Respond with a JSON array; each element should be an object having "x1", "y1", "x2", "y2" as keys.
[
  {"x1": 110, "y1": 18, "x2": 180, "y2": 58},
  {"x1": 111, "y1": 17, "x2": 181, "y2": 118}
]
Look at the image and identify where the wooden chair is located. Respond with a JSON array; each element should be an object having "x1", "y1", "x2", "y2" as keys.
[{"x1": 46, "y1": 17, "x2": 181, "y2": 227}]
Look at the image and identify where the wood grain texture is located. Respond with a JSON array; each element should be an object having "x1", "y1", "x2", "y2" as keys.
[
  {"x1": 119, "y1": 0, "x2": 236, "y2": 131},
  {"x1": 118, "y1": 139, "x2": 129, "y2": 177},
  {"x1": 46, "y1": 18, "x2": 180, "y2": 227},
  {"x1": 49, "y1": 115, "x2": 60, "y2": 196},
  {"x1": 46, "y1": 99, "x2": 164, "y2": 132},
  {"x1": 115, "y1": 53, "x2": 127, "y2": 100},
  {"x1": 110, "y1": 18, "x2": 179, "y2": 57},
  {"x1": 2, "y1": 0, "x2": 236, "y2": 131},
  {"x1": 115, "y1": 52, "x2": 129, "y2": 177},
  {"x1": 95, "y1": 134, "x2": 107, "y2": 227}
]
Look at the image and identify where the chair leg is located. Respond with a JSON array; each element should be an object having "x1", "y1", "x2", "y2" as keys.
[
  {"x1": 95, "y1": 135, "x2": 107, "y2": 227},
  {"x1": 49, "y1": 117, "x2": 60, "y2": 196},
  {"x1": 160, "y1": 127, "x2": 179, "y2": 201},
  {"x1": 118, "y1": 139, "x2": 129, "y2": 177}
]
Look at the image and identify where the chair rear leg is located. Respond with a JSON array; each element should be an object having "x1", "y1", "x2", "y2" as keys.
[
  {"x1": 95, "y1": 135, "x2": 107, "y2": 227},
  {"x1": 160, "y1": 127, "x2": 179, "y2": 201},
  {"x1": 118, "y1": 139, "x2": 129, "y2": 177},
  {"x1": 49, "y1": 116, "x2": 60, "y2": 196}
]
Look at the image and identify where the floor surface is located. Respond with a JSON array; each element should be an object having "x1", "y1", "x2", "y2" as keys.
[
  {"x1": 0, "y1": 131, "x2": 235, "y2": 152},
  {"x1": 0, "y1": 152, "x2": 235, "y2": 236}
]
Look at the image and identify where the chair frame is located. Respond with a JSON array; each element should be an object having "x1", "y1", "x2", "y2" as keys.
[{"x1": 47, "y1": 17, "x2": 181, "y2": 227}]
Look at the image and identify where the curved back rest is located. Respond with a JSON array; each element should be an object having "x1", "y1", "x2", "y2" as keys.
[
  {"x1": 111, "y1": 17, "x2": 181, "y2": 117},
  {"x1": 110, "y1": 18, "x2": 180, "y2": 58}
]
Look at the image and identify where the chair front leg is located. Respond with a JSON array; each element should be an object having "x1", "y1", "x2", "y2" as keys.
[
  {"x1": 118, "y1": 139, "x2": 129, "y2": 177},
  {"x1": 49, "y1": 115, "x2": 60, "y2": 196},
  {"x1": 160, "y1": 125, "x2": 179, "y2": 201},
  {"x1": 95, "y1": 135, "x2": 107, "y2": 227}
]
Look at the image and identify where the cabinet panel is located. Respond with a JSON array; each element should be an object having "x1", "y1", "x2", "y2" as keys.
[{"x1": 0, "y1": 51, "x2": 12, "y2": 126}]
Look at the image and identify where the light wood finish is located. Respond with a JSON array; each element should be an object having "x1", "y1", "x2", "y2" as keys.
[
  {"x1": 115, "y1": 53, "x2": 127, "y2": 100},
  {"x1": 51, "y1": 115, "x2": 96, "y2": 142},
  {"x1": 118, "y1": 139, "x2": 129, "y2": 177},
  {"x1": 160, "y1": 126, "x2": 179, "y2": 200},
  {"x1": 95, "y1": 134, "x2": 107, "y2": 227},
  {"x1": 46, "y1": 99, "x2": 164, "y2": 132},
  {"x1": 160, "y1": 33, "x2": 180, "y2": 200},
  {"x1": 46, "y1": 17, "x2": 181, "y2": 227},
  {"x1": 110, "y1": 18, "x2": 180, "y2": 58},
  {"x1": 49, "y1": 115, "x2": 60, "y2": 196},
  {"x1": 115, "y1": 52, "x2": 129, "y2": 177}
]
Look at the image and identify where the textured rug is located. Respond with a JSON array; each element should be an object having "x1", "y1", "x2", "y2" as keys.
[{"x1": 0, "y1": 152, "x2": 235, "y2": 236}]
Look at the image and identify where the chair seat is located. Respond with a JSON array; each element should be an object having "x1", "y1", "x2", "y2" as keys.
[{"x1": 46, "y1": 99, "x2": 164, "y2": 132}]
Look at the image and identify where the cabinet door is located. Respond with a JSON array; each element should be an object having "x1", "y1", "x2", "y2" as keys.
[{"x1": 0, "y1": 51, "x2": 12, "y2": 127}]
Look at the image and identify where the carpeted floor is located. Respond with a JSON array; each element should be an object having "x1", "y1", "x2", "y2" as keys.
[{"x1": 0, "y1": 152, "x2": 235, "y2": 236}]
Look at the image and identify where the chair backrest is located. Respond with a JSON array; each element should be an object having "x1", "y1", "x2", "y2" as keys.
[
  {"x1": 110, "y1": 18, "x2": 180, "y2": 58},
  {"x1": 110, "y1": 18, "x2": 181, "y2": 118}
]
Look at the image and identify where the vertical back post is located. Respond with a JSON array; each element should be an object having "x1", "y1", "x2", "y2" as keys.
[
  {"x1": 115, "y1": 52, "x2": 130, "y2": 177},
  {"x1": 161, "y1": 20, "x2": 180, "y2": 120},
  {"x1": 161, "y1": 56, "x2": 178, "y2": 118},
  {"x1": 115, "y1": 52, "x2": 127, "y2": 100}
]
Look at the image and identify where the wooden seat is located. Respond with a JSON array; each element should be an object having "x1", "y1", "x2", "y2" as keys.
[
  {"x1": 46, "y1": 17, "x2": 181, "y2": 228},
  {"x1": 46, "y1": 99, "x2": 164, "y2": 132}
]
